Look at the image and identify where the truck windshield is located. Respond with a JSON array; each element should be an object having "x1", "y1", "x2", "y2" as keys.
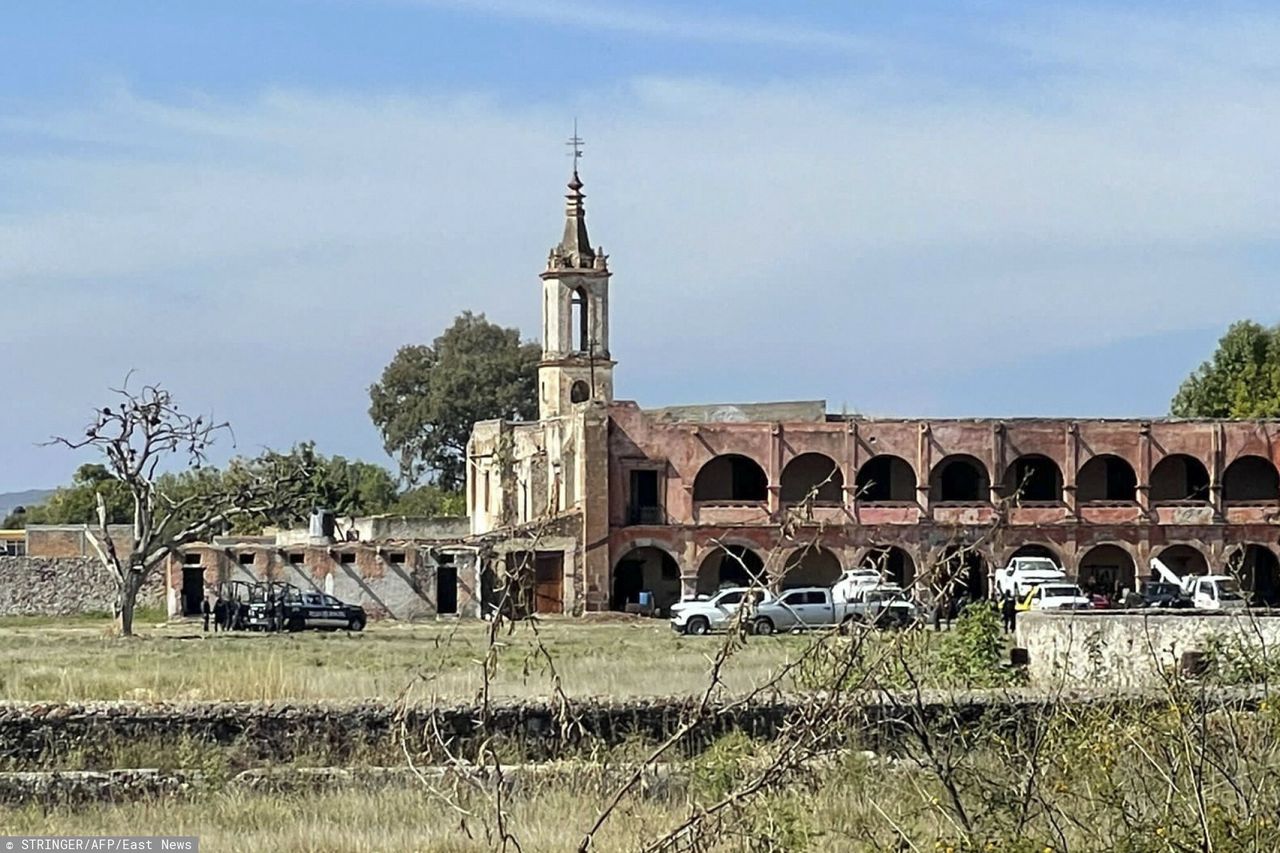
[{"x1": 1218, "y1": 581, "x2": 1245, "y2": 601}]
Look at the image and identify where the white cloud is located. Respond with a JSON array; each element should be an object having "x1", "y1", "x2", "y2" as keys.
[
  {"x1": 386, "y1": 0, "x2": 873, "y2": 52},
  {"x1": 3, "y1": 8, "x2": 1280, "y2": 487}
]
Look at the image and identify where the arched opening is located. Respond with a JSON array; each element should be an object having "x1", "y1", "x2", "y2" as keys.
[
  {"x1": 612, "y1": 547, "x2": 682, "y2": 614},
  {"x1": 1001, "y1": 455, "x2": 1063, "y2": 503},
  {"x1": 930, "y1": 455, "x2": 991, "y2": 503},
  {"x1": 1078, "y1": 544, "x2": 1136, "y2": 599},
  {"x1": 939, "y1": 545, "x2": 989, "y2": 602},
  {"x1": 1077, "y1": 455, "x2": 1138, "y2": 502},
  {"x1": 696, "y1": 545, "x2": 766, "y2": 596},
  {"x1": 780, "y1": 546, "x2": 842, "y2": 588},
  {"x1": 1007, "y1": 543, "x2": 1061, "y2": 566},
  {"x1": 779, "y1": 454, "x2": 844, "y2": 504},
  {"x1": 1153, "y1": 544, "x2": 1210, "y2": 579},
  {"x1": 855, "y1": 455, "x2": 916, "y2": 502},
  {"x1": 570, "y1": 380, "x2": 590, "y2": 404},
  {"x1": 1150, "y1": 454, "x2": 1210, "y2": 503},
  {"x1": 692, "y1": 454, "x2": 768, "y2": 503},
  {"x1": 1223, "y1": 456, "x2": 1279, "y2": 504},
  {"x1": 1226, "y1": 544, "x2": 1280, "y2": 607},
  {"x1": 860, "y1": 546, "x2": 916, "y2": 588},
  {"x1": 571, "y1": 287, "x2": 589, "y2": 353}
]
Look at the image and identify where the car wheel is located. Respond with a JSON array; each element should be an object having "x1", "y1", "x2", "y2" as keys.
[
  {"x1": 753, "y1": 617, "x2": 775, "y2": 636},
  {"x1": 687, "y1": 617, "x2": 710, "y2": 636},
  {"x1": 349, "y1": 614, "x2": 366, "y2": 632}
]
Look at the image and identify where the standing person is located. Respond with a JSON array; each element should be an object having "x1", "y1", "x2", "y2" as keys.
[
  {"x1": 1001, "y1": 592, "x2": 1016, "y2": 634},
  {"x1": 200, "y1": 593, "x2": 211, "y2": 632},
  {"x1": 212, "y1": 595, "x2": 226, "y2": 633}
]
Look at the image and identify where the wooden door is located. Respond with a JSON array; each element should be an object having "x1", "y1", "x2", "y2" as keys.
[{"x1": 534, "y1": 552, "x2": 564, "y2": 614}]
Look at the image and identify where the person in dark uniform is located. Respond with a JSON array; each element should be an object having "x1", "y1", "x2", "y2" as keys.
[
  {"x1": 200, "y1": 594, "x2": 211, "y2": 632},
  {"x1": 212, "y1": 595, "x2": 227, "y2": 633},
  {"x1": 1001, "y1": 592, "x2": 1017, "y2": 634}
]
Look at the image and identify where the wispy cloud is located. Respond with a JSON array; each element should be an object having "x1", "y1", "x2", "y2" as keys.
[
  {"x1": 3, "y1": 4, "x2": 1279, "y2": 488},
  {"x1": 390, "y1": 0, "x2": 873, "y2": 52}
]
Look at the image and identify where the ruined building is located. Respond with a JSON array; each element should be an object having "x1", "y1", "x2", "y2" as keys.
[{"x1": 467, "y1": 167, "x2": 1280, "y2": 615}]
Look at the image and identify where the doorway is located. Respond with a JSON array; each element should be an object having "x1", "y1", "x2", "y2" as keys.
[
  {"x1": 534, "y1": 552, "x2": 564, "y2": 614},
  {"x1": 181, "y1": 565, "x2": 205, "y2": 616},
  {"x1": 436, "y1": 558, "x2": 458, "y2": 615}
]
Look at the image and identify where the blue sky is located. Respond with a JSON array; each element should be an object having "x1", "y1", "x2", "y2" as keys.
[{"x1": 3, "y1": 1, "x2": 1279, "y2": 490}]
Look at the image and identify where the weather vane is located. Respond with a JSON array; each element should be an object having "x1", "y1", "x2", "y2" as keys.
[{"x1": 566, "y1": 118, "x2": 584, "y2": 170}]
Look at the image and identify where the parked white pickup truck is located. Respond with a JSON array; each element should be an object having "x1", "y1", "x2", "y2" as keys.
[
  {"x1": 751, "y1": 585, "x2": 919, "y2": 634},
  {"x1": 995, "y1": 557, "x2": 1066, "y2": 599},
  {"x1": 670, "y1": 587, "x2": 772, "y2": 635}
]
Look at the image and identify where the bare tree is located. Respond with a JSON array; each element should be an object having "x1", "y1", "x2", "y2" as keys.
[{"x1": 50, "y1": 380, "x2": 313, "y2": 636}]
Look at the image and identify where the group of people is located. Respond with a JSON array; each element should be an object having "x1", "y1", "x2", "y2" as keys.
[{"x1": 199, "y1": 592, "x2": 243, "y2": 632}]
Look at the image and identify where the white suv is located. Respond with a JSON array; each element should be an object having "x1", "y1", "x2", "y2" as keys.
[{"x1": 670, "y1": 587, "x2": 772, "y2": 635}]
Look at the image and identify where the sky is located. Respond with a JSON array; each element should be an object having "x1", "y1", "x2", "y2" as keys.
[{"x1": 3, "y1": 1, "x2": 1279, "y2": 491}]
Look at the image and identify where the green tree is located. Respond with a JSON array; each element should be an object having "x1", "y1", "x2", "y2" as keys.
[
  {"x1": 1, "y1": 464, "x2": 132, "y2": 528},
  {"x1": 1172, "y1": 321, "x2": 1280, "y2": 418},
  {"x1": 391, "y1": 484, "x2": 466, "y2": 517},
  {"x1": 369, "y1": 311, "x2": 539, "y2": 489}
]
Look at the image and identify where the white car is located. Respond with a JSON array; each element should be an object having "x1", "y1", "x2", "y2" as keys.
[
  {"x1": 996, "y1": 557, "x2": 1067, "y2": 599},
  {"x1": 670, "y1": 587, "x2": 772, "y2": 635},
  {"x1": 1020, "y1": 583, "x2": 1093, "y2": 612}
]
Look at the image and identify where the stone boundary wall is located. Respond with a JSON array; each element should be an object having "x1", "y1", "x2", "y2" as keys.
[
  {"x1": 0, "y1": 691, "x2": 1263, "y2": 766},
  {"x1": 1017, "y1": 611, "x2": 1280, "y2": 687},
  {"x1": 0, "y1": 764, "x2": 680, "y2": 805},
  {"x1": 0, "y1": 557, "x2": 164, "y2": 616}
]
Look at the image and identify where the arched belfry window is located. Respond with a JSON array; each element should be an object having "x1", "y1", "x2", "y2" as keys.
[{"x1": 571, "y1": 288, "x2": 589, "y2": 353}]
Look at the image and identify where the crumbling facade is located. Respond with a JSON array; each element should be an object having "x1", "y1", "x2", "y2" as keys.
[{"x1": 469, "y1": 169, "x2": 1280, "y2": 615}]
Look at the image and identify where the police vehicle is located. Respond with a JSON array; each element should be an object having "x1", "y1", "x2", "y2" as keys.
[
  {"x1": 240, "y1": 581, "x2": 367, "y2": 632},
  {"x1": 281, "y1": 589, "x2": 367, "y2": 632}
]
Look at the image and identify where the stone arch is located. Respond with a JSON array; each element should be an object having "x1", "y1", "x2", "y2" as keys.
[
  {"x1": 1005, "y1": 543, "x2": 1062, "y2": 566},
  {"x1": 780, "y1": 545, "x2": 842, "y2": 588},
  {"x1": 1078, "y1": 544, "x2": 1136, "y2": 598},
  {"x1": 1225, "y1": 543, "x2": 1280, "y2": 606},
  {"x1": 1077, "y1": 454, "x2": 1138, "y2": 502},
  {"x1": 938, "y1": 544, "x2": 990, "y2": 601},
  {"x1": 696, "y1": 544, "x2": 766, "y2": 595},
  {"x1": 855, "y1": 455, "x2": 917, "y2": 502},
  {"x1": 692, "y1": 454, "x2": 768, "y2": 503},
  {"x1": 1154, "y1": 543, "x2": 1210, "y2": 578},
  {"x1": 611, "y1": 546, "x2": 682, "y2": 613},
  {"x1": 1001, "y1": 454, "x2": 1063, "y2": 503},
  {"x1": 571, "y1": 286, "x2": 589, "y2": 352},
  {"x1": 929, "y1": 454, "x2": 991, "y2": 503},
  {"x1": 1150, "y1": 454, "x2": 1211, "y2": 503},
  {"x1": 1223, "y1": 455, "x2": 1280, "y2": 503},
  {"x1": 779, "y1": 453, "x2": 844, "y2": 504},
  {"x1": 859, "y1": 545, "x2": 917, "y2": 588},
  {"x1": 570, "y1": 380, "x2": 591, "y2": 404}
]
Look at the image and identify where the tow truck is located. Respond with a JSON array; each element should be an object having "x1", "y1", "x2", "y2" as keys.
[{"x1": 1149, "y1": 556, "x2": 1247, "y2": 611}]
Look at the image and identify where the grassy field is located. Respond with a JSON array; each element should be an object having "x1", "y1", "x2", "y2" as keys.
[{"x1": 0, "y1": 614, "x2": 820, "y2": 702}]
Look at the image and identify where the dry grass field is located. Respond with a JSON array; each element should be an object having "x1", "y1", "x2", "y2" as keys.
[{"x1": 0, "y1": 613, "x2": 814, "y2": 702}]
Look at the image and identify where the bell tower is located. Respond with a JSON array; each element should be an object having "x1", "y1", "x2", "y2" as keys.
[{"x1": 539, "y1": 138, "x2": 613, "y2": 420}]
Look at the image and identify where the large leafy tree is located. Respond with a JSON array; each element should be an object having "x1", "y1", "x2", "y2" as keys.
[
  {"x1": 1171, "y1": 321, "x2": 1280, "y2": 418},
  {"x1": 369, "y1": 311, "x2": 539, "y2": 489}
]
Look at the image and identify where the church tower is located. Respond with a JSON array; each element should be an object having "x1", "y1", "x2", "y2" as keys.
[{"x1": 538, "y1": 160, "x2": 614, "y2": 420}]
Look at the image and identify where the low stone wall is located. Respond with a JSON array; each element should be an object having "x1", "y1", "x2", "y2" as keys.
[
  {"x1": 0, "y1": 691, "x2": 1264, "y2": 767},
  {"x1": 0, "y1": 556, "x2": 164, "y2": 616},
  {"x1": 1017, "y1": 610, "x2": 1280, "y2": 687}
]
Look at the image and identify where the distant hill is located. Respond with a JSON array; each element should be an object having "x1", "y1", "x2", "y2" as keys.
[{"x1": 0, "y1": 489, "x2": 55, "y2": 522}]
